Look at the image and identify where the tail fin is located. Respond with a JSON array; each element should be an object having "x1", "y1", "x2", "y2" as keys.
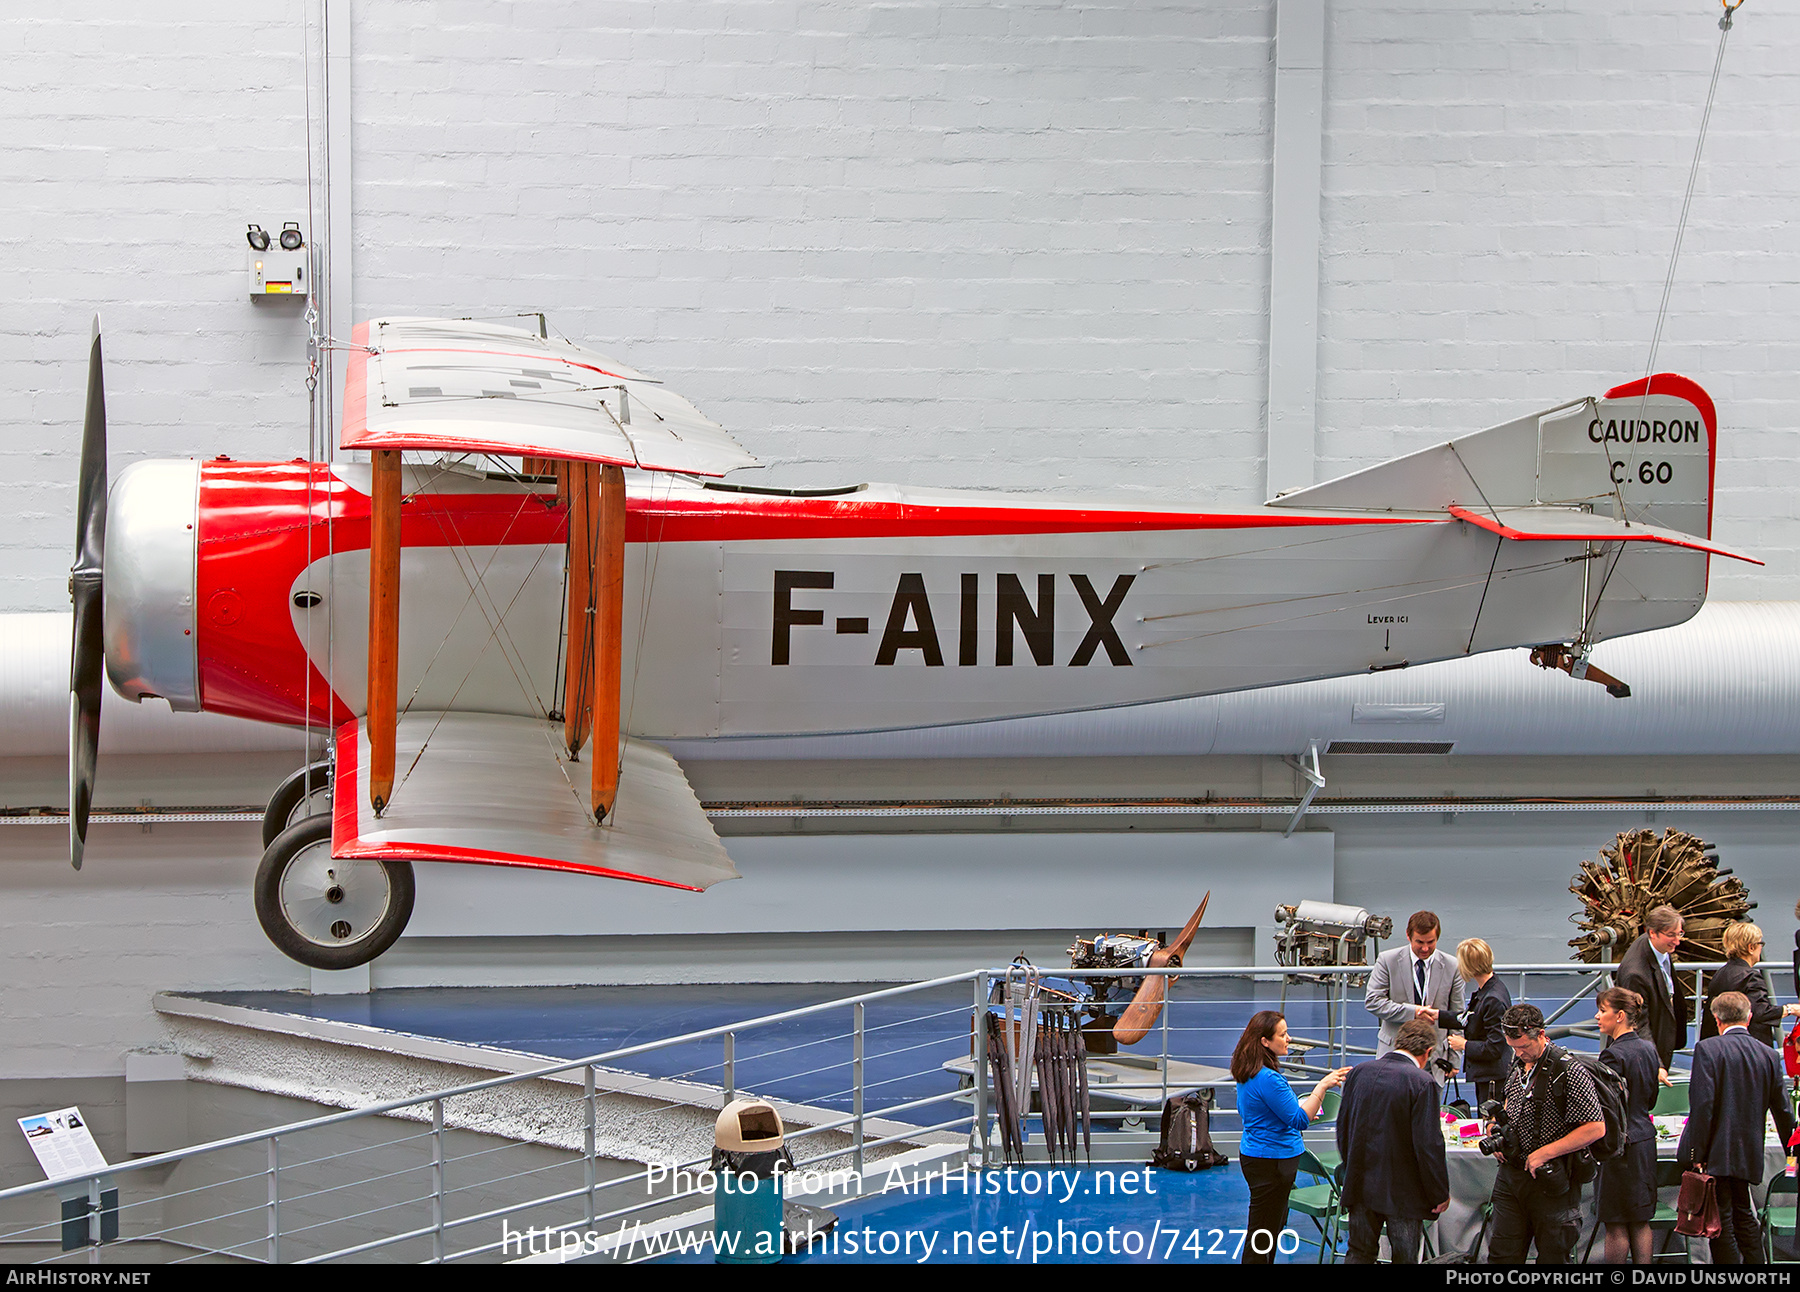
[
  {"x1": 1269, "y1": 373, "x2": 1717, "y2": 542},
  {"x1": 1269, "y1": 374, "x2": 1750, "y2": 646}
]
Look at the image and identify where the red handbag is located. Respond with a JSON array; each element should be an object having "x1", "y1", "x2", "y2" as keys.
[{"x1": 1675, "y1": 1169, "x2": 1722, "y2": 1238}]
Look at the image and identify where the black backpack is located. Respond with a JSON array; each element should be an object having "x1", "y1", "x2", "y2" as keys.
[
  {"x1": 1151, "y1": 1092, "x2": 1230, "y2": 1172},
  {"x1": 1548, "y1": 1045, "x2": 1629, "y2": 1167}
]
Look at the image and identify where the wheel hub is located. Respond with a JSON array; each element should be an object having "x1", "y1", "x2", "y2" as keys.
[{"x1": 278, "y1": 839, "x2": 393, "y2": 946}]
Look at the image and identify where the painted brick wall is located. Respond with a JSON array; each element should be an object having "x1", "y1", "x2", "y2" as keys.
[
  {"x1": 1315, "y1": 0, "x2": 1800, "y2": 599},
  {"x1": 3, "y1": 0, "x2": 1795, "y2": 614}
]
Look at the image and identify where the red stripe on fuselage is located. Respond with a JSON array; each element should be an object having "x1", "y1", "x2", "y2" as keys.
[{"x1": 191, "y1": 459, "x2": 1425, "y2": 729}]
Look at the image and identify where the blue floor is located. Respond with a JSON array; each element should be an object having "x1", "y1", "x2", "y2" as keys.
[
  {"x1": 184, "y1": 973, "x2": 1624, "y2": 1129},
  {"x1": 655, "y1": 1163, "x2": 1317, "y2": 1264}
]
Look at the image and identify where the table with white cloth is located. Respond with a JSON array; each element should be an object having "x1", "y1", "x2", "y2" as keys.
[{"x1": 1430, "y1": 1128, "x2": 1793, "y2": 1263}]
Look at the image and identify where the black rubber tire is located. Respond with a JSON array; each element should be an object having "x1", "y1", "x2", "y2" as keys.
[
  {"x1": 261, "y1": 761, "x2": 333, "y2": 850},
  {"x1": 253, "y1": 815, "x2": 415, "y2": 970}
]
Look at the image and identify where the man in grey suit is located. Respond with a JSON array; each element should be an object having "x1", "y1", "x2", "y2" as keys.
[{"x1": 1365, "y1": 911, "x2": 1464, "y2": 1085}]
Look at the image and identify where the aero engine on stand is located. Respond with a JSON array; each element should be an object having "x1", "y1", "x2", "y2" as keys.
[{"x1": 1273, "y1": 901, "x2": 1395, "y2": 1075}]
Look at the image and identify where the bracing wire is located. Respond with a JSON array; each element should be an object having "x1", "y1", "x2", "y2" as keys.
[
  {"x1": 1641, "y1": 2, "x2": 1742, "y2": 392},
  {"x1": 1623, "y1": 1, "x2": 1745, "y2": 509}
]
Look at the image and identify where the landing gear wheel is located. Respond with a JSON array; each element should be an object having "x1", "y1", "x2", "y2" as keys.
[
  {"x1": 254, "y1": 816, "x2": 414, "y2": 970},
  {"x1": 262, "y1": 761, "x2": 334, "y2": 849}
]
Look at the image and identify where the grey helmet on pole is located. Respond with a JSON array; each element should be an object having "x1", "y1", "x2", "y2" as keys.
[{"x1": 68, "y1": 316, "x2": 106, "y2": 871}]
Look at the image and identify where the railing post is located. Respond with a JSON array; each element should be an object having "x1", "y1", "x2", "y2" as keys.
[
  {"x1": 973, "y1": 971, "x2": 989, "y2": 1164},
  {"x1": 266, "y1": 1137, "x2": 279, "y2": 1265},
  {"x1": 853, "y1": 1001, "x2": 866, "y2": 1178},
  {"x1": 584, "y1": 1066, "x2": 597, "y2": 1231},
  {"x1": 87, "y1": 1176, "x2": 101, "y2": 1265},
  {"x1": 723, "y1": 1032, "x2": 735, "y2": 1107},
  {"x1": 431, "y1": 1099, "x2": 445, "y2": 1264},
  {"x1": 1160, "y1": 969, "x2": 1171, "y2": 1108}
]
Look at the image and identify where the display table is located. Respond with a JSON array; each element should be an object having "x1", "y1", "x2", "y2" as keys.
[{"x1": 1428, "y1": 1129, "x2": 1793, "y2": 1262}]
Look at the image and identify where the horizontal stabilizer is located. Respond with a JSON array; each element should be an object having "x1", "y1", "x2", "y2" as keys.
[
  {"x1": 331, "y1": 712, "x2": 740, "y2": 890},
  {"x1": 341, "y1": 317, "x2": 758, "y2": 478},
  {"x1": 1447, "y1": 506, "x2": 1761, "y2": 565}
]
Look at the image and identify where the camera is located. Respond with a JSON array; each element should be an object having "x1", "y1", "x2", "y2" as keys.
[{"x1": 1476, "y1": 1099, "x2": 1522, "y2": 1161}]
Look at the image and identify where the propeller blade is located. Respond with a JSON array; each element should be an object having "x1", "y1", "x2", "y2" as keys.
[
  {"x1": 68, "y1": 315, "x2": 106, "y2": 871},
  {"x1": 1112, "y1": 892, "x2": 1213, "y2": 1046},
  {"x1": 1112, "y1": 967, "x2": 1168, "y2": 1047},
  {"x1": 1167, "y1": 891, "x2": 1212, "y2": 962}
]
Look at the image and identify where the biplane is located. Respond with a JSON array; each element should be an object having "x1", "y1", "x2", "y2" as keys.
[{"x1": 67, "y1": 316, "x2": 1757, "y2": 967}]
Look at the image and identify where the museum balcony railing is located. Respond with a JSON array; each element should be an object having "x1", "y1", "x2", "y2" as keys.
[{"x1": 0, "y1": 959, "x2": 1785, "y2": 1264}]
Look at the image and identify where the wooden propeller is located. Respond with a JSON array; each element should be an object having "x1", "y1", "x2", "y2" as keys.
[{"x1": 1112, "y1": 891, "x2": 1210, "y2": 1047}]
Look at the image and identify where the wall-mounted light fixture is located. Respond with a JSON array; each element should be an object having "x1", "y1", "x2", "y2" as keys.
[{"x1": 247, "y1": 220, "x2": 307, "y2": 298}]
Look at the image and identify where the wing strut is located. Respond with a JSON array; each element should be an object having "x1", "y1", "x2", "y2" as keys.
[
  {"x1": 592, "y1": 465, "x2": 627, "y2": 822},
  {"x1": 562, "y1": 461, "x2": 596, "y2": 758},
  {"x1": 367, "y1": 449, "x2": 403, "y2": 814}
]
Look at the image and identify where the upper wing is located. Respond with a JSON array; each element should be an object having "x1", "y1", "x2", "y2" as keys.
[
  {"x1": 340, "y1": 317, "x2": 758, "y2": 477},
  {"x1": 331, "y1": 711, "x2": 739, "y2": 891}
]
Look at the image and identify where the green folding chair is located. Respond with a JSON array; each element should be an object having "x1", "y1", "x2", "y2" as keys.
[
  {"x1": 1763, "y1": 1172, "x2": 1799, "y2": 1263},
  {"x1": 1652, "y1": 1082, "x2": 1690, "y2": 1116},
  {"x1": 1651, "y1": 1157, "x2": 1694, "y2": 1262},
  {"x1": 1307, "y1": 1091, "x2": 1344, "y2": 1177},
  {"x1": 1287, "y1": 1150, "x2": 1348, "y2": 1263}
]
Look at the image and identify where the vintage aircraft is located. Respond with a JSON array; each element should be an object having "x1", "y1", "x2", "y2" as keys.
[{"x1": 68, "y1": 316, "x2": 1757, "y2": 968}]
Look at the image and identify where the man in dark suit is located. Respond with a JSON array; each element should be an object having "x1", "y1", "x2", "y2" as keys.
[
  {"x1": 1615, "y1": 904, "x2": 1688, "y2": 1073},
  {"x1": 1677, "y1": 991, "x2": 1799, "y2": 1263},
  {"x1": 1337, "y1": 1017, "x2": 1451, "y2": 1263}
]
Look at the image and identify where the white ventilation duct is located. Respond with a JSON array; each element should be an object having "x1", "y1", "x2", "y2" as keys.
[{"x1": 6, "y1": 603, "x2": 1800, "y2": 761}]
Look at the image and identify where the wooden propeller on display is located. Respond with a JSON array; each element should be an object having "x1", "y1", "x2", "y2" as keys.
[{"x1": 1112, "y1": 891, "x2": 1210, "y2": 1047}]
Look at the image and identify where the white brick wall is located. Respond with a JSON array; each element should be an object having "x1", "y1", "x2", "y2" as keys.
[
  {"x1": 1315, "y1": 0, "x2": 1800, "y2": 599},
  {"x1": 3, "y1": 0, "x2": 1796, "y2": 612}
]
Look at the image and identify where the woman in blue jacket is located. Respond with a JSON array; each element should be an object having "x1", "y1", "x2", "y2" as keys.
[{"x1": 1230, "y1": 1010, "x2": 1350, "y2": 1263}]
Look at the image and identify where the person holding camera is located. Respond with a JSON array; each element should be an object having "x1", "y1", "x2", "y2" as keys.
[{"x1": 1482, "y1": 1003, "x2": 1606, "y2": 1264}]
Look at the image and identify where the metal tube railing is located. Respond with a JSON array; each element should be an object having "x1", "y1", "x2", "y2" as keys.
[{"x1": 4, "y1": 958, "x2": 1785, "y2": 1264}]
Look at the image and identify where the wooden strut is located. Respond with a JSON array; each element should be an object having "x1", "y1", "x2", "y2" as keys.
[
  {"x1": 367, "y1": 450, "x2": 403, "y2": 815},
  {"x1": 592, "y1": 465, "x2": 626, "y2": 823},
  {"x1": 562, "y1": 462, "x2": 597, "y2": 759}
]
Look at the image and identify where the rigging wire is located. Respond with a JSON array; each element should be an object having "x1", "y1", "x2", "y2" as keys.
[
  {"x1": 1592, "y1": 0, "x2": 1744, "y2": 650},
  {"x1": 1639, "y1": 1, "x2": 1744, "y2": 397},
  {"x1": 299, "y1": 0, "x2": 322, "y2": 779}
]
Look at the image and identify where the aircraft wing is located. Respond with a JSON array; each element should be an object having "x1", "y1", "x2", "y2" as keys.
[
  {"x1": 1446, "y1": 505, "x2": 1762, "y2": 564},
  {"x1": 329, "y1": 711, "x2": 740, "y2": 890},
  {"x1": 340, "y1": 317, "x2": 758, "y2": 477}
]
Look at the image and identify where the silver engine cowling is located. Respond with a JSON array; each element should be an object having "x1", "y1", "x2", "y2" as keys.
[{"x1": 104, "y1": 459, "x2": 200, "y2": 710}]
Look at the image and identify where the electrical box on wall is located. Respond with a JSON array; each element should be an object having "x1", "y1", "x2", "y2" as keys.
[{"x1": 246, "y1": 222, "x2": 308, "y2": 298}]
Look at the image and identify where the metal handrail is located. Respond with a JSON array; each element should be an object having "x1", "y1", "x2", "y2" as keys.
[{"x1": 8, "y1": 957, "x2": 1788, "y2": 1263}]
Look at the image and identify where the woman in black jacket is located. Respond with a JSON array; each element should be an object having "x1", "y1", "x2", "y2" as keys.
[
  {"x1": 1443, "y1": 937, "x2": 1511, "y2": 1106},
  {"x1": 1597, "y1": 986, "x2": 1661, "y2": 1264},
  {"x1": 1700, "y1": 922, "x2": 1799, "y2": 1045}
]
